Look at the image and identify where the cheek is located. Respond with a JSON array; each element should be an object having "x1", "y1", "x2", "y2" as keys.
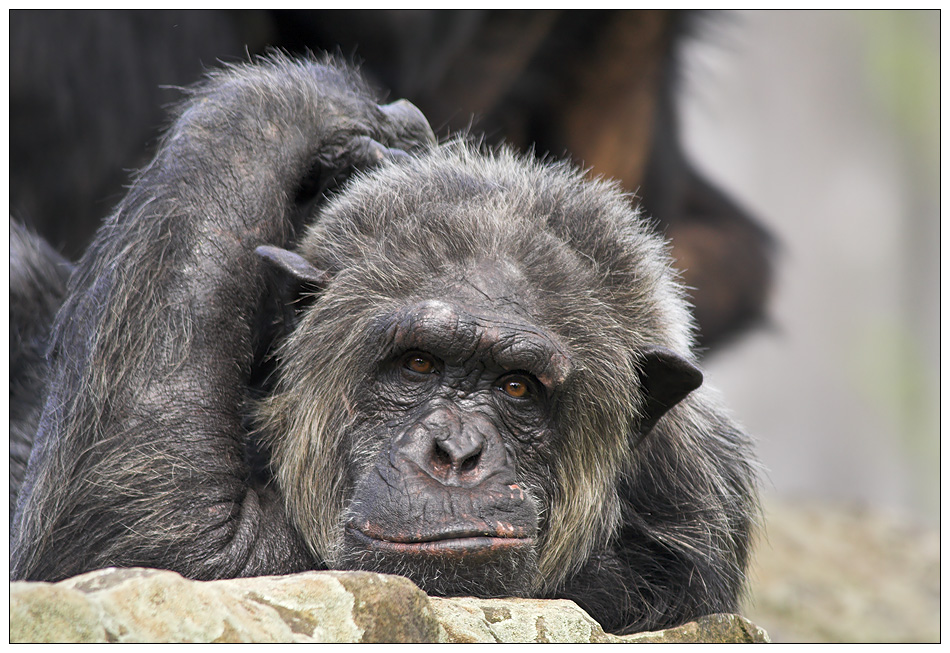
[
  {"x1": 495, "y1": 402, "x2": 557, "y2": 455},
  {"x1": 508, "y1": 416, "x2": 561, "y2": 510},
  {"x1": 495, "y1": 417, "x2": 559, "y2": 507}
]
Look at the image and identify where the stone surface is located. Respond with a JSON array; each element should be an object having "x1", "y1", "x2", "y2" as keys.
[
  {"x1": 432, "y1": 598, "x2": 769, "y2": 644},
  {"x1": 431, "y1": 596, "x2": 614, "y2": 643},
  {"x1": 10, "y1": 567, "x2": 767, "y2": 643},
  {"x1": 622, "y1": 613, "x2": 771, "y2": 644},
  {"x1": 744, "y1": 500, "x2": 939, "y2": 643},
  {"x1": 11, "y1": 568, "x2": 438, "y2": 643}
]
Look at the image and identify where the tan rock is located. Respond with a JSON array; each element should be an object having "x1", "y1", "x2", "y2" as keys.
[{"x1": 10, "y1": 567, "x2": 767, "y2": 643}]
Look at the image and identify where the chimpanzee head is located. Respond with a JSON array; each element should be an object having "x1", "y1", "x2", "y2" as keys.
[{"x1": 256, "y1": 143, "x2": 702, "y2": 598}]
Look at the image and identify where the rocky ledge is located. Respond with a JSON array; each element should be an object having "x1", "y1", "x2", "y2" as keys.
[{"x1": 11, "y1": 567, "x2": 769, "y2": 643}]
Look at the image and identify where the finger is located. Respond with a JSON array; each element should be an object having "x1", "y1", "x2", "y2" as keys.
[
  {"x1": 379, "y1": 99, "x2": 436, "y2": 151},
  {"x1": 348, "y1": 136, "x2": 413, "y2": 169},
  {"x1": 347, "y1": 135, "x2": 390, "y2": 168}
]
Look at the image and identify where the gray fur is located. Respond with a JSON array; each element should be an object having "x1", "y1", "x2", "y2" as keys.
[{"x1": 10, "y1": 56, "x2": 757, "y2": 635}]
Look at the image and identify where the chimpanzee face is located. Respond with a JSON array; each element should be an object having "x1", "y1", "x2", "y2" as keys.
[{"x1": 335, "y1": 292, "x2": 571, "y2": 597}]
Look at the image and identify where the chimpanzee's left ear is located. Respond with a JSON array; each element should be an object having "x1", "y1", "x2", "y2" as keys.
[
  {"x1": 634, "y1": 345, "x2": 704, "y2": 443},
  {"x1": 255, "y1": 245, "x2": 330, "y2": 290}
]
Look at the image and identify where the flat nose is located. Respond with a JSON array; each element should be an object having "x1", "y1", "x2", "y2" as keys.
[
  {"x1": 399, "y1": 406, "x2": 503, "y2": 487},
  {"x1": 432, "y1": 420, "x2": 484, "y2": 476}
]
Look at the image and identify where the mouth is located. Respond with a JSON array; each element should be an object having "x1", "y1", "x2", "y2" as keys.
[{"x1": 345, "y1": 526, "x2": 534, "y2": 557}]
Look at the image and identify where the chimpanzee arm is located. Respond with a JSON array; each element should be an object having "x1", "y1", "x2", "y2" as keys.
[{"x1": 11, "y1": 55, "x2": 434, "y2": 581}]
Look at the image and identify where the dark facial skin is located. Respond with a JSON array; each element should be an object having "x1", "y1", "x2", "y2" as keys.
[{"x1": 338, "y1": 294, "x2": 571, "y2": 597}]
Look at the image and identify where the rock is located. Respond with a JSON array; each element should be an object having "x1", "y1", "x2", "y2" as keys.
[
  {"x1": 744, "y1": 500, "x2": 939, "y2": 642},
  {"x1": 11, "y1": 568, "x2": 438, "y2": 643},
  {"x1": 621, "y1": 613, "x2": 771, "y2": 643},
  {"x1": 431, "y1": 596, "x2": 615, "y2": 643},
  {"x1": 10, "y1": 567, "x2": 767, "y2": 643},
  {"x1": 432, "y1": 598, "x2": 769, "y2": 643}
]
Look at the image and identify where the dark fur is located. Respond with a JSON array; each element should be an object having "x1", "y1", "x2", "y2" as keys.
[
  {"x1": 9, "y1": 221, "x2": 73, "y2": 517},
  {"x1": 10, "y1": 57, "x2": 757, "y2": 635},
  {"x1": 11, "y1": 9, "x2": 773, "y2": 350}
]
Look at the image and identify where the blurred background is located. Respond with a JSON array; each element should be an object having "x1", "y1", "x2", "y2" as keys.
[
  {"x1": 10, "y1": 9, "x2": 940, "y2": 643},
  {"x1": 677, "y1": 10, "x2": 938, "y2": 642},
  {"x1": 688, "y1": 9, "x2": 938, "y2": 531}
]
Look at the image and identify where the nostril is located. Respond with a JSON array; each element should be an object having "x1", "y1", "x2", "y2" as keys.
[
  {"x1": 432, "y1": 442, "x2": 453, "y2": 473},
  {"x1": 459, "y1": 448, "x2": 481, "y2": 474},
  {"x1": 431, "y1": 438, "x2": 482, "y2": 476}
]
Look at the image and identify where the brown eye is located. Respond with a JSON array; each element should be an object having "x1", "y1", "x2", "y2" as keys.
[
  {"x1": 498, "y1": 375, "x2": 532, "y2": 399},
  {"x1": 405, "y1": 354, "x2": 435, "y2": 375}
]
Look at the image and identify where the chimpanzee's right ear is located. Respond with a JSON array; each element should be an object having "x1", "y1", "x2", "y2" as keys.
[{"x1": 255, "y1": 245, "x2": 330, "y2": 290}]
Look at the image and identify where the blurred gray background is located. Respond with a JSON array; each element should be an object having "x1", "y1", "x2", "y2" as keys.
[
  {"x1": 675, "y1": 11, "x2": 939, "y2": 641},
  {"x1": 679, "y1": 10, "x2": 938, "y2": 526}
]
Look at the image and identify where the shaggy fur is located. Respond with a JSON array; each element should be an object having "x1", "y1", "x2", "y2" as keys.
[
  {"x1": 10, "y1": 55, "x2": 757, "y2": 635},
  {"x1": 9, "y1": 220, "x2": 73, "y2": 516}
]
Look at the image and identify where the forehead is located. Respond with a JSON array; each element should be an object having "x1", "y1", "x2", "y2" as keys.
[{"x1": 382, "y1": 300, "x2": 572, "y2": 388}]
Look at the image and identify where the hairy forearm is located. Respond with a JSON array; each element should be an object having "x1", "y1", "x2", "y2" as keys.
[{"x1": 11, "y1": 55, "x2": 431, "y2": 580}]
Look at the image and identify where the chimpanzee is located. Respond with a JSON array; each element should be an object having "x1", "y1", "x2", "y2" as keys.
[{"x1": 10, "y1": 55, "x2": 758, "y2": 636}]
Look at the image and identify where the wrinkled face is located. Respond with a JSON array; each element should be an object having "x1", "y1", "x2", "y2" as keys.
[{"x1": 333, "y1": 297, "x2": 572, "y2": 597}]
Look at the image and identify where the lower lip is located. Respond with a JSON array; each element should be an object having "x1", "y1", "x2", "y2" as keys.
[{"x1": 347, "y1": 528, "x2": 533, "y2": 556}]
